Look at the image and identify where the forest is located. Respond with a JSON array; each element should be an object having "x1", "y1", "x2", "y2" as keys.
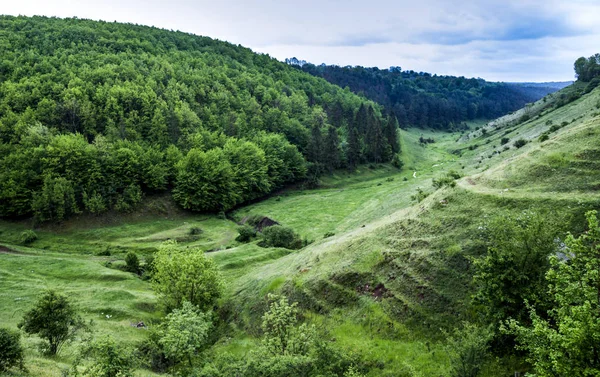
[
  {"x1": 289, "y1": 59, "x2": 567, "y2": 130},
  {"x1": 0, "y1": 16, "x2": 398, "y2": 222}
]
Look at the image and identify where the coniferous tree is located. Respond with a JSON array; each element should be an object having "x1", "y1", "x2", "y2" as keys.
[
  {"x1": 347, "y1": 125, "x2": 361, "y2": 169},
  {"x1": 324, "y1": 126, "x2": 340, "y2": 172},
  {"x1": 385, "y1": 114, "x2": 400, "y2": 154},
  {"x1": 354, "y1": 103, "x2": 368, "y2": 135}
]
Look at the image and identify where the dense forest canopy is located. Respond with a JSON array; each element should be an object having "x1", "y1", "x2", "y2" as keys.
[
  {"x1": 0, "y1": 16, "x2": 400, "y2": 220},
  {"x1": 288, "y1": 59, "x2": 567, "y2": 130}
]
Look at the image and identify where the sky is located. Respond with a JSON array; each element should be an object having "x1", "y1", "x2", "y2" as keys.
[{"x1": 2, "y1": 0, "x2": 599, "y2": 82}]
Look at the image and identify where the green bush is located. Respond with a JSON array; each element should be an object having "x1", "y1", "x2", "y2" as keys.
[
  {"x1": 391, "y1": 153, "x2": 404, "y2": 169},
  {"x1": 260, "y1": 226, "x2": 303, "y2": 250},
  {"x1": 125, "y1": 252, "x2": 140, "y2": 274},
  {"x1": 0, "y1": 328, "x2": 24, "y2": 372},
  {"x1": 539, "y1": 133, "x2": 550, "y2": 142},
  {"x1": 188, "y1": 227, "x2": 203, "y2": 236},
  {"x1": 20, "y1": 229, "x2": 38, "y2": 245},
  {"x1": 500, "y1": 137, "x2": 510, "y2": 145},
  {"x1": 513, "y1": 138, "x2": 528, "y2": 148},
  {"x1": 72, "y1": 335, "x2": 134, "y2": 377},
  {"x1": 236, "y1": 225, "x2": 257, "y2": 243}
]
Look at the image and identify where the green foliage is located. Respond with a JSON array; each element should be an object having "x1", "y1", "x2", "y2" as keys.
[
  {"x1": 152, "y1": 241, "x2": 223, "y2": 312},
  {"x1": 574, "y1": 54, "x2": 600, "y2": 82},
  {"x1": 473, "y1": 212, "x2": 557, "y2": 333},
  {"x1": 71, "y1": 335, "x2": 134, "y2": 377},
  {"x1": 432, "y1": 171, "x2": 460, "y2": 189},
  {"x1": 445, "y1": 323, "x2": 491, "y2": 377},
  {"x1": 159, "y1": 301, "x2": 212, "y2": 368},
  {"x1": 509, "y1": 211, "x2": 600, "y2": 376},
  {"x1": 538, "y1": 132, "x2": 550, "y2": 142},
  {"x1": 19, "y1": 229, "x2": 38, "y2": 245},
  {"x1": 173, "y1": 148, "x2": 238, "y2": 212},
  {"x1": 261, "y1": 294, "x2": 316, "y2": 356},
  {"x1": 32, "y1": 175, "x2": 78, "y2": 222},
  {"x1": 0, "y1": 327, "x2": 24, "y2": 372},
  {"x1": 260, "y1": 226, "x2": 303, "y2": 250},
  {"x1": 236, "y1": 224, "x2": 257, "y2": 243},
  {"x1": 411, "y1": 187, "x2": 429, "y2": 203},
  {"x1": 500, "y1": 137, "x2": 510, "y2": 145},
  {"x1": 124, "y1": 251, "x2": 140, "y2": 274},
  {"x1": 18, "y1": 290, "x2": 85, "y2": 355},
  {"x1": 513, "y1": 138, "x2": 528, "y2": 148},
  {"x1": 0, "y1": 16, "x2": 394, "y2": 221},
  {"x1": 391, "y1": 153, "x2": 404, "y2": 169}
]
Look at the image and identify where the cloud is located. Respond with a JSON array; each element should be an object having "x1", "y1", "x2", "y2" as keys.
[{"x1": 1, "y1": 0, "x2": 599, "y2": 81}]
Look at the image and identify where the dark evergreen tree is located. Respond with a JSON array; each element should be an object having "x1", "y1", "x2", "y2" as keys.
[
  {"x1": 385, "y1": 115, "x2": 400, "y2": 154},
  {"x1": 347, "y1": 126, "x2": 361, "y2": 169},
  {"x1": 324, "y1": 126, "x2": 340, "y2": 172}
]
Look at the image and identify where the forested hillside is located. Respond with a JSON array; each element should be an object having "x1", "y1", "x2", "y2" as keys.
[
  {"x1": 0, "y1": 16, "x2": 399, "y2": 221},
  {"x1": 288, "y1": 59, "x2": 569, "y2": 130}
]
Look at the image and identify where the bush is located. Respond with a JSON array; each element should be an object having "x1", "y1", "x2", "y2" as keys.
[
  {"x1": 19, "y1": 229, "x2": 38, "y2": 245},
  {"x1": 500, "y1": 137, "x2": 510, "y2": 145},
  {"x1": 125, "y1": 252, "x2": 140, "y2": 274},
  {"x1": 72, "y1": 335, "x2": 134, "y2": 377},
  {"x1": 236, "y1": 225, "x2": 257, "y2": 243},
  {"x1": 513, "y1": 139, "x2": 528, "y2": 148},
  {"x1": 446, "y1": 323, "x2": 491, "y2": 377},
  {"x1": 391, "y1": 153, "x2": 404, "y2": 169},
  {"x1": 260, "y1": 226, "x2": 303, "y2": 250},
  {"x1": 0, "y1": 328, "x2": 24, "y2": 372},
  {"x1": 539, "y1": 133, "x2": 550, "y2": 142},
  {"x1": 188, "y1": 227, "x2": 202, "y2": 236}
]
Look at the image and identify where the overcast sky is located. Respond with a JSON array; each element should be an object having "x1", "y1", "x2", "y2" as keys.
[{"x1": 2, "y1": 0, "x2": 599, "y2": 82}]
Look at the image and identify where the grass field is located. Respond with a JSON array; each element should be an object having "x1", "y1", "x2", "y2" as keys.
[{"x1": 2, "y1": 85, "x2": 600, "y2": 375}]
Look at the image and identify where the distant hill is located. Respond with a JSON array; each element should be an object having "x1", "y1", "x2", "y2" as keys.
[
  {"x1": 288, "y1": 59, "x2": 569, "y2": 130},
  {"x1": 506, "y1": 81, "x2": 572, "y2": 100}
]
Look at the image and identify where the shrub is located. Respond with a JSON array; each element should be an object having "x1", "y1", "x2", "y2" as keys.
[
  {"x1": 391, "y1": 153, "x2": 404, "y2": 169},
  {"x1": 500, "y1": 137, "x2": 510, "y2": 145},
  {"x1": 539, "y1": 133, "x2": 550, "y2": 142},
  {"x1": 188, "y1": 227, "x2": 202, "y2": 236},
  {"x1": 411, "y1": 188, "x2": 429, "y2": 203},
  {"x1": 260, "y1": 226, "x2": 303, "y2": 250},
  {"x1": 513, "y1": 139, "x2": 528, "y2": 148},
  {"x1": 72, "y1": 335, "x2": 134, "y2": 377},
  {"x1": 19, "y1": 229, "x2": 38, "y2": 245},
  {"x1": 125, "y1": 252, "x2": 140, "y2": 274},
  {"x1": 0, "y1": 328, "x2": 24, "y2": 372},
  {"x1": 323, "y1": 232, "x2": 335, "y2": 238},
  {"x1": 446, "y1": 323, "x2": 491, "y2": 377},
  {"x1": 236, "y1": 225, "x2": 257, "y2": 243},
  {"x1": 18, "y1": 290, "x2": 86, "y2": 355}
]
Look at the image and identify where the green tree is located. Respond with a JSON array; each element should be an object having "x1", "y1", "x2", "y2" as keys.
[
  {"x1": 446, "y1": 323, "x2": 491, "y2": 377},
  {"x1": 509, "y1": 211, "x2": 600, "y2": 376},
  {"x1": 152, "y1": 242, "x2": 223, "y2": 312},
  {"x1": 261, "y1": 294, "x2": 316, "y2": 356},
  {"x1": 473, "y1": 212, "x2": 557, "y2": 350},
  {"x1": 385, "y1": 115, "x2": 400, "y2": 154},
  {"x1": 32, "y1": 175, "x2": 78, "y2": 222},
  {"x1": 18, "y1": 290, "x2": 85, "y2": 355},
  {"x1": 223, "y1": 138, "x2": 270, "y2": 203},
  {"x1": 159, "y1": 301, "x2": 212, "y2": 368},
  {"x1": 346, "y1": 126, "x2": 361, "y2": 169},
  {"x1": 173, "y1": 148, "x2": 238, "y2": 212},
  {"x1": 125, "y1": 251, "x2": 140, "y2": 274},
  {"x1": 324, "y1": 126, "x2": 341, "y2": 172}
]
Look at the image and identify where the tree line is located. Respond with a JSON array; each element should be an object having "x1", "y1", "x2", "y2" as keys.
[
  {"x1": 292, "y1": 62, "x2": 554, "y2": 131},
  {"x1": 0, "y1": 16, "x2": 400, "y2": 221}
]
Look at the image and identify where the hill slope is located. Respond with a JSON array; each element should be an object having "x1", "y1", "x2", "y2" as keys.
[
  {"x1": 288, "y1": 60, "x2": 569, "y2": 130},
  {"x1": 0, "y1": 15, "x2": 398, "y2": 222}
]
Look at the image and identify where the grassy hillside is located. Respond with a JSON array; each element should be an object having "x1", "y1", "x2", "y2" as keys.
[{"x1": 1, "y1": 19, "x2": 600, "y2": 376}]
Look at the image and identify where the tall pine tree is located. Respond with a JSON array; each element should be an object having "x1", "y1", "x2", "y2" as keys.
[
  {"x1": 324, "y1": 126, "x2": 340, "y2": 172},
  {"x1": 347, "y1": 125, "x2": 361, "y2": 169},
  {"x1": 385, "y1": 114, "x2": 400, "y2": 154}
]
